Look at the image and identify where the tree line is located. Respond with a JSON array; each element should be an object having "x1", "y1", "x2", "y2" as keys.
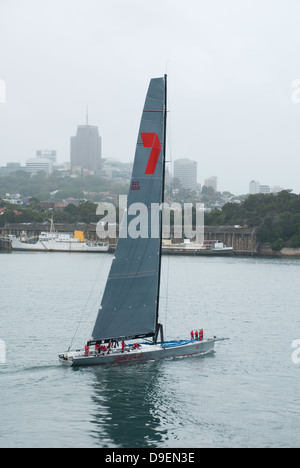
[
  {"x1": 0, "y1": 170, "x2": 127, "y2": 202},
  {"x1": 205, "y1": 190, "x2": 300, "y2": 250},
  {"x1": 1, "y1": 176, "x2": 300, "y2": 251}
]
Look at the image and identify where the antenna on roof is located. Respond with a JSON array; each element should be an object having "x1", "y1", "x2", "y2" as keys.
[{"x1": 86, "y1": 105, "x2": 89, "y2": 126}]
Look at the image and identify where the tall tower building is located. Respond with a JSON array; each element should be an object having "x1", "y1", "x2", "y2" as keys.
[
  {"x1": 70, "y1": 115, "x2": 102, "y2": 172},
  {"x1": 173, "y1": 159, "x2": 198, "y2": 191}
]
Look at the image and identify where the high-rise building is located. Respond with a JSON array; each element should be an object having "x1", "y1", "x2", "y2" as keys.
[
  {"x1": 36, "y1": 150, "x2": 57, "y2": 163},
  {"x1": 70, "y1": 122, "x2": 102, "y2": 172},
  {"x1": 204, "y1": 176, "x2": 218, "y2": 192},
  {"x1": 26, "y1": 158, "x2": 53, "y2": 175},
  {"x1": 173, "y1": 159, "x2": 197, "y2": 191},
  {"x1": 249, "y1": 180, "x2": 260, "y2": 194}
]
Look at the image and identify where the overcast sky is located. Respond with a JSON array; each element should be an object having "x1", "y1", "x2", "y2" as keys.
[{"x1": 1, "y1": 0, "x2": 300, "y2": 194}]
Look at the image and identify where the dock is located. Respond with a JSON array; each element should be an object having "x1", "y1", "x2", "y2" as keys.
[{"x1": 1, "y1": 223, "x2": 260, "y2": 256}]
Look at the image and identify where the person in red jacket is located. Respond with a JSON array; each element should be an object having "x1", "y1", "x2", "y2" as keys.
[{"x1": 199, "y1": 329, "x2": 204, "y2": 341}]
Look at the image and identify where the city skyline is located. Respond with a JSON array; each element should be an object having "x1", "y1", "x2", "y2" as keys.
[
  {"x1": 1, "y1": 1, "x2": 300, "y2": 194},
  {"x1": 0, "y1": 113, "x2": 295, "y2": 195},
  {"x1": 0, "y1": 147, "x2": 290, "y2": 196}
]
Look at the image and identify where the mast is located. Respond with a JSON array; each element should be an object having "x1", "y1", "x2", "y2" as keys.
[{"x1": 154, "y1": 74, "x2": 167, "y2": 344}]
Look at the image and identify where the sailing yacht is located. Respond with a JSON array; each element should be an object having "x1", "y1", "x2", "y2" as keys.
[{"x1": 59, "y1": 76, "x2": 227, "y2": 367}]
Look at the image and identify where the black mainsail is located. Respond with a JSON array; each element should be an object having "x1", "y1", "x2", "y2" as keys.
[{"x1": 91, "y1": 76, "x2": 167, "y2": 343}]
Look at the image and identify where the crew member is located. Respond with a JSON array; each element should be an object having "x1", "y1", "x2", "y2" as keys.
[{"x1": 132, "y1": 343, "x2": 140, "y2": 350}]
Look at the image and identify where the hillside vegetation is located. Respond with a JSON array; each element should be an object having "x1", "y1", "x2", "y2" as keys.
[
  {"x1": 0, "y1": 170, "x2": 126, "y2": 202},
  {"x1": 205, "y1": 191, "x2": 300, "y2": 250}
]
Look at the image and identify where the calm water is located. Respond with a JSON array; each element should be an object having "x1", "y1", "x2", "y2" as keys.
[{"x1": 0, "y1": 252, "x2": 299, "y2": 448}]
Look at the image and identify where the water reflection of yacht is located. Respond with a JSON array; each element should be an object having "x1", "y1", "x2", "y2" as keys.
[{"x1": 90, "y1": 363, "x2": 166, "y2": 448}]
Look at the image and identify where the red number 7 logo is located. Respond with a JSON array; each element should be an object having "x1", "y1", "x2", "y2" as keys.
[{"x1": 141, "y1": 133, "x2": 162, "y2": 175}]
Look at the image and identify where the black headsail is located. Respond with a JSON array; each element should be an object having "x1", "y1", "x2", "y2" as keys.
[{"x1": 91, "y1": 76, "x2": 167, "y2": 343}]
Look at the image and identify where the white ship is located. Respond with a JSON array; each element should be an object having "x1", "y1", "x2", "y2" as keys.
[
  {"x1": 162, "y1": 239, "x2": 233, "y2": 255},
  {"x1": 9, "y1": 228, "x2": 109, "y2": 253}
]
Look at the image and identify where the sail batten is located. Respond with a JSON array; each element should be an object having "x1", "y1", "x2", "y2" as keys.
[{"x1": 91, "y1": 77, "x2": 166, "y2": 343}]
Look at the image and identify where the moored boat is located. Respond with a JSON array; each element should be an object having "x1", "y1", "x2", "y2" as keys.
[{"x1": 9, "y1": 229, "x2": 109, "y2": 253}]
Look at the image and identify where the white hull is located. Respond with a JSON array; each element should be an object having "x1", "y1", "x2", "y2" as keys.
[
  {"x1": 162, "y1": 241, "x2": 233, "y2": 255},
  {"x1": 9, "y1": 236, "x2": 109, "y2": 253},
  {"x1": 59, "y1": 338, "x2": 227, "y2": 367},
  {"x1": 162, "y1": 246, "x2": 233, "y2": 255}
]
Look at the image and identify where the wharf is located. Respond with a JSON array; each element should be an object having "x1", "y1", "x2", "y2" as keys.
[{"x1": 1, "y1": 223, "x2": 259, "y2": 256}]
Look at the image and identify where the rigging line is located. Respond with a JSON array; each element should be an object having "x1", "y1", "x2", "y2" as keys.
[
  {"x1": 166, "y1": 88, "x2": 173, "y2": 173},
  {"x1": 68, "y1": 254, "x2": 110, "y2": 350},
  {"x1": 164, "y1": 254, "x2": 170, "y2": 339}
]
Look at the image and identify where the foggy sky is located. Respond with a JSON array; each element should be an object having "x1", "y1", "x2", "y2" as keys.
[{"x1": 1, "y1": 0, "x2": 300, "y2": 194}]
